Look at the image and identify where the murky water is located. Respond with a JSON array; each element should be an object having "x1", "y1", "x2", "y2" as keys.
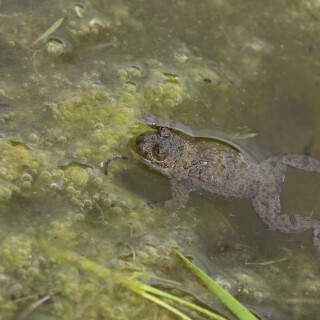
[{"x1": 1, "y1": 0, "x2": 320, "y2": 319}]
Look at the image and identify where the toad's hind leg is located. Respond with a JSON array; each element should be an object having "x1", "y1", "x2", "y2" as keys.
[
  {"x1": 269, "y1": 154, "x2": 320, "y2": 173},
  {"x1": 251, "y1": 192, "x2": 320, "y2": 254}
]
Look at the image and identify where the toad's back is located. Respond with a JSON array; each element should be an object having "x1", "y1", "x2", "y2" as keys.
[{"x1": 186, "y1": 139, "x2": 263, "y2": 200}]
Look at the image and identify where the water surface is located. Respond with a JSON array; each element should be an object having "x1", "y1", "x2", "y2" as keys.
[{"x1": 1, "y1": 0, "x2": 320, "y2": 319}]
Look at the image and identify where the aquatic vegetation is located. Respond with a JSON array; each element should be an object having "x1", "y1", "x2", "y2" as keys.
[
  {"x1": 1, "y1": 0, "x2": 320, "y2": 319},
  {"x1": 232, "y1": 126, "x2": 257, "y2": 140},
  {"x1": 176, "y1": 251, "x2": 258, "y2": 320},
  {"x1": 6, "y1": 245, "x2": 254, "y2": 320},
  {"x1": 33, "y1": 17, "x2": 65, "y2": 45}
]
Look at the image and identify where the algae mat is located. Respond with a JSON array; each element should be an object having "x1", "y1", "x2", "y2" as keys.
[{"x1": 1, "y1": 0, "x2": 320, "y2": 319}]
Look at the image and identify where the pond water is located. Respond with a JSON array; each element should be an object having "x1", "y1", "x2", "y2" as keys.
[{"x1": 1, "y1": 0, "x2": 320, "y2": 319}]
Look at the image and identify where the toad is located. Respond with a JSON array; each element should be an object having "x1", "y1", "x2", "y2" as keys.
[{"x1": 135, "y1": 126, "x2": 320, "y2": 254}]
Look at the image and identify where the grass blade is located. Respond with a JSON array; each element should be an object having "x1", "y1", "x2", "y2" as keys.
[
  {"x1": 123, "y1": 278, "x2": 227, "y2": 320},
  {"x1": 140, "y1": 283, "x2": 228, "y2": 320},
  {"x1": 127, "y1": 282, "x2": 193, "y2": 320},
  {"x1": 33, "y1": 17, "x2": 64, "y2": 45},
  {"x1": 17, "y1": 296, "x2": 51, "y2": 320},
  {"x1": 176, "y1": 251, "x2": 258, "y2": 320},
  {"x1": 245, "y1": 257, "x2": 288, "y2": 266}
]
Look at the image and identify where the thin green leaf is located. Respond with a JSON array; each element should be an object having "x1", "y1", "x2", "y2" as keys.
[
  {"x1": 232, "y1": 132, "x2": 240, "y2": 139},
  {"x1": 122, "y1": 277, "x2": 226, "y2": 319},
  {"x1": 128, "y1": 244, "x2": 136, "y2": 261},
  {"x1": 245, "y1": 257, "x2": 288, "y2": 266},
  {"x1": 232, "y1": 125, "x2": 257, "y2": 140},
  {"x1": 234, "y1": 132, "x2": 257, "y2": 140},
  {"x1": 17, "y1": 296, "x2": 51, "y2": 320},
  {"x1": 33, "y1": 17, "x2": 64, "y2": 45},
  {"x1": 237, "y1": 126, "x2": 250, "y2": 132},
  {"x1": 141, "y1": 283, "x2": 227, "y2": 320},
  {"x1": 126, "y1": 280, "x2": 192, "y2": 320},
  {"x1": 142, "y1": 291, "x2": 193, "y2": 320},
  {"x1": 176, "y1": 250, "x2": 259, "y2": 320}
]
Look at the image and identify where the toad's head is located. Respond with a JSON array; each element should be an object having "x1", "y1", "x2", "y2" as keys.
[{"x1": 135, "y1": 128, "x2": 192, "y2": 174}]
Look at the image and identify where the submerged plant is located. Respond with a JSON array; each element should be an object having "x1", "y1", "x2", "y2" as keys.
[
  {"x1": 232, "y1": 126, "x2": 257, "y2": 140},
  {"x1": 15, "y1": 243, "x2": 257, "y2": 320},
  {"x1": 33, "y1": 17, "x2": 64, "y2": 45},
  {"x1": 176, "y1": 251, "x2": 258, "y2": 320}
]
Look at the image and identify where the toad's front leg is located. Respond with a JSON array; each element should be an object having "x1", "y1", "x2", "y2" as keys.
[{"x1": 160, "y1": 179, "x2": 191, "y2": 209}]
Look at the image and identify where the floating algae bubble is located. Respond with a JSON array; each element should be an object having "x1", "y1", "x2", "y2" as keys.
[
  {"x1": 73, "y1": 4, "x2": 86, "y2": 18},
  {"x1": 0, "y1": 186, "x2": 11, "y2": 200},
  {"x1": 39, "y1": 170, "x2": 51, "y2": 183},
  {"x1": 45, "y1": 37, "x2": 73, "y2": 56},
  {"x1": 67, "y1": 169, "x2": 89, "y2": 187},
  {"x1": 27, "y1": 133, "x2": 39, "y2": 144}
]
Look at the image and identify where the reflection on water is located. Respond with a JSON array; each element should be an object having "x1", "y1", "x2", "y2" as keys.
[{"x1": 1, "y1": 0, "x2": 320, "y2": 319}]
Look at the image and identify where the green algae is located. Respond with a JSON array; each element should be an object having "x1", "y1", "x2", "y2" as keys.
[{"x1": 0, "y1": 0, "x2": 320, "y2": 319}]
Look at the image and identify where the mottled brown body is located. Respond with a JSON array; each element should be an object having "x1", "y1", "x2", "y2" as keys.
[{"x1": 136, "y1": 127, "x2": 320, "y2": 254}]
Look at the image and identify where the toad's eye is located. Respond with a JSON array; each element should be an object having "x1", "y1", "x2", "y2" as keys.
[{"x1": 152, "y1": 144, "x2": 167, "y2": 160}]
